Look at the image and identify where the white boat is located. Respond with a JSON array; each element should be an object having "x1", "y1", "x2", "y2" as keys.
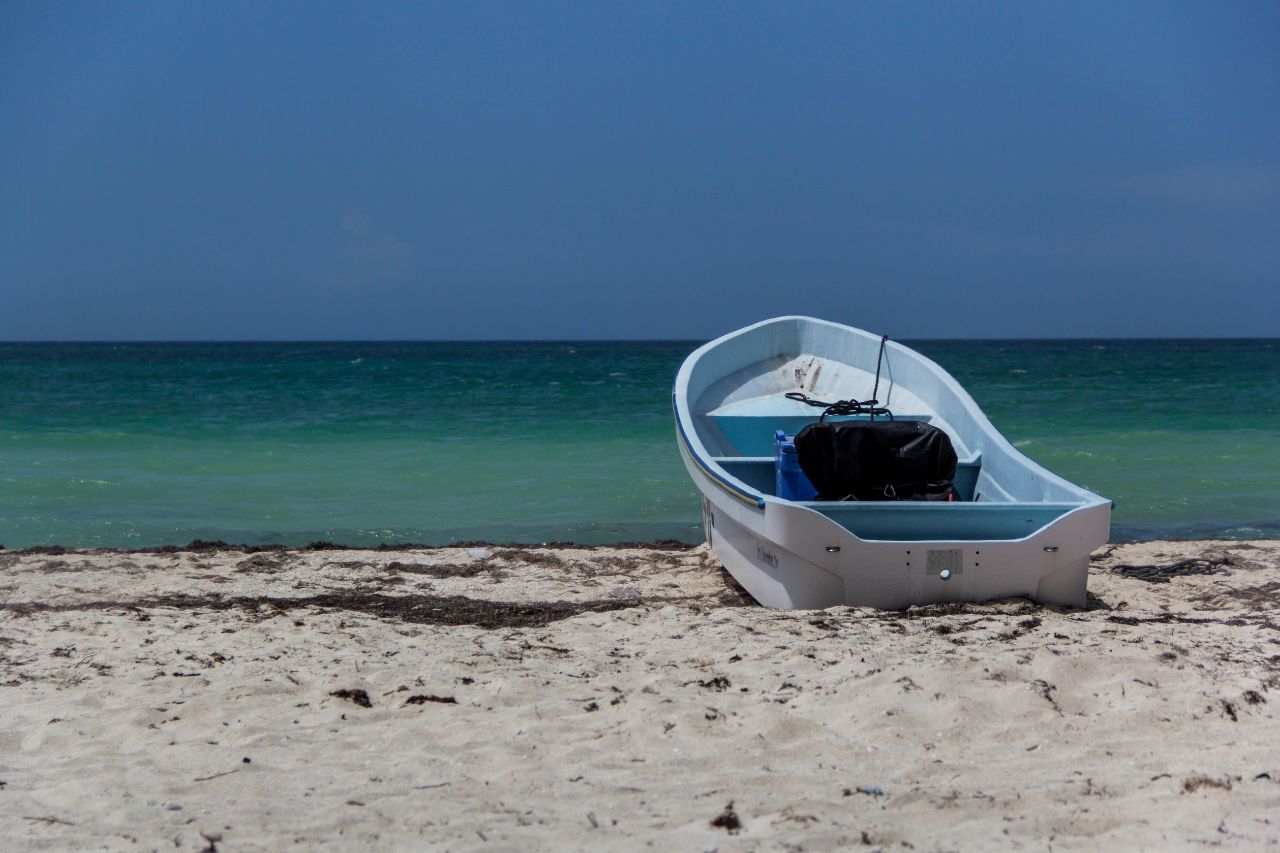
[{"x1": 673, "y1": 316, "x2": 1110, "y2": 610}]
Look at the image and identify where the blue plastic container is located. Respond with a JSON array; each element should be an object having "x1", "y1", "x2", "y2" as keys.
[{"x1": 774, "y1": 430, "x2": 818, "y2": 501}]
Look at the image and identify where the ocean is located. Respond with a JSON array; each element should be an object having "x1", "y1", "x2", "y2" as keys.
[{"x1": 1, "y1": 339, "x2": 1276, "y2": 549}]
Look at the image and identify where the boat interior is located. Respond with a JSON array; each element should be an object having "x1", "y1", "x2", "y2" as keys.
[{"x1": 684, "y1": 324, "x2": 1095, "y2": 541}]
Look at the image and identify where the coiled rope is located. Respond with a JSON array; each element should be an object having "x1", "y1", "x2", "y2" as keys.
[{"x1": 785, "y1": 334, "x2": 893, "y2": 422}]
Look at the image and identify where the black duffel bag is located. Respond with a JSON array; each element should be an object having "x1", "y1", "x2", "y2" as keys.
[{"x1": 794, "y1": 420, "x2": 958, "y2": 501}]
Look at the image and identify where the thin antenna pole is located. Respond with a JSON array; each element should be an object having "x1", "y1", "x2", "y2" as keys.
[{"x1": 870, "y1": 334, "x2": 888, "y2": 421}]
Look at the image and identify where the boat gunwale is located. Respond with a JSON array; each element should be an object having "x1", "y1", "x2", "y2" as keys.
[{"x1": 673, "y1": 395, "x2": 766, "y2": 509}]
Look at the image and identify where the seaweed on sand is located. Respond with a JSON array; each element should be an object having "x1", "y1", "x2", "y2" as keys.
[{"x1": 1, "y1": 590, "x2": 654, "y2": 630}]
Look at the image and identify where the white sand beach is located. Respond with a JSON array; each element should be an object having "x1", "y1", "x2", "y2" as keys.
[{"x1": 2, "y1": 540, "x2": 1278, "y2": 850}]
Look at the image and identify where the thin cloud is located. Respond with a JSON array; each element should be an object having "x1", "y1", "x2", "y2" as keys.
[
  {"x1": 336, "y1": 210, "x2": 417, "y2": 286},
  {"x1": 1098, "y1": 164, "x2": 1280, "y2": 208}
]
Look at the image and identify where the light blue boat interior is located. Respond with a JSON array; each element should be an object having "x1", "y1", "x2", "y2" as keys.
[{"x1": 680, "y1": 317, "x2": 1107, "y2": 542}]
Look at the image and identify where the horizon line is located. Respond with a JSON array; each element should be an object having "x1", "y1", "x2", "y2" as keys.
[{"x1": 1, "y1": 335, "x2": 1277, "y2": 345}]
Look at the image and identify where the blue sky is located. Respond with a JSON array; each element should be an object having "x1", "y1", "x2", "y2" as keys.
[{"x1": 2, "y1": 1, "x2": 1278, "y2": 340}]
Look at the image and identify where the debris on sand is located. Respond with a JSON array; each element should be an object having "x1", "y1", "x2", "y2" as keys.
[
  {"x1": 711, "y1": 801, "x2": 742, "y2": 833},
  {"x1": 329, "y1": 689, "x2": 372, "y2": 708},
  {"x1": 1182, "y1": 775, "x2": 1232, "y2": 793}
]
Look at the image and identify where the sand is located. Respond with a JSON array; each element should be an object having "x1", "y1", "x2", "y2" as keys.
[{"x1": 1, "y1": 540, "x2": 1278, "y2": 851}]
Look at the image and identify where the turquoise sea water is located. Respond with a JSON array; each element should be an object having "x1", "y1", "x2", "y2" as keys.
[{"x1": 1, "y1": 340, "x2": 1276, "y2": 548}]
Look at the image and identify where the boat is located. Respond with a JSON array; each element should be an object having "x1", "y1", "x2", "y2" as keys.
[{"x1": 673, "y1": 316, "x2": 1110, "y2": 610}]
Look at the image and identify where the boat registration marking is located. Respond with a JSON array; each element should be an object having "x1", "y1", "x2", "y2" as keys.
[
  {"x1": 926, "y1": 549, "x2": 963, "y2": 575},
  {"x1": 756, "y1": 541, "x2": 779, "y2": 569}
]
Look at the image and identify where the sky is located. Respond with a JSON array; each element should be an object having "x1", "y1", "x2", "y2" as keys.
[{"x1": 2, "y1": 1, "x2": 1278, "y2": 340}]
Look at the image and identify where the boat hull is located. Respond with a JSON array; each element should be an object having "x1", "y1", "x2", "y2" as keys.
[{"x1": 682, "y1": 441, "x2": 1107, "y2": 609}]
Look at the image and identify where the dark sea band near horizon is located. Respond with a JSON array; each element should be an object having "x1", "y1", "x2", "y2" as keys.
[{"x1": 1, "y1": 339, "x2": 1277, "y2": 550}]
